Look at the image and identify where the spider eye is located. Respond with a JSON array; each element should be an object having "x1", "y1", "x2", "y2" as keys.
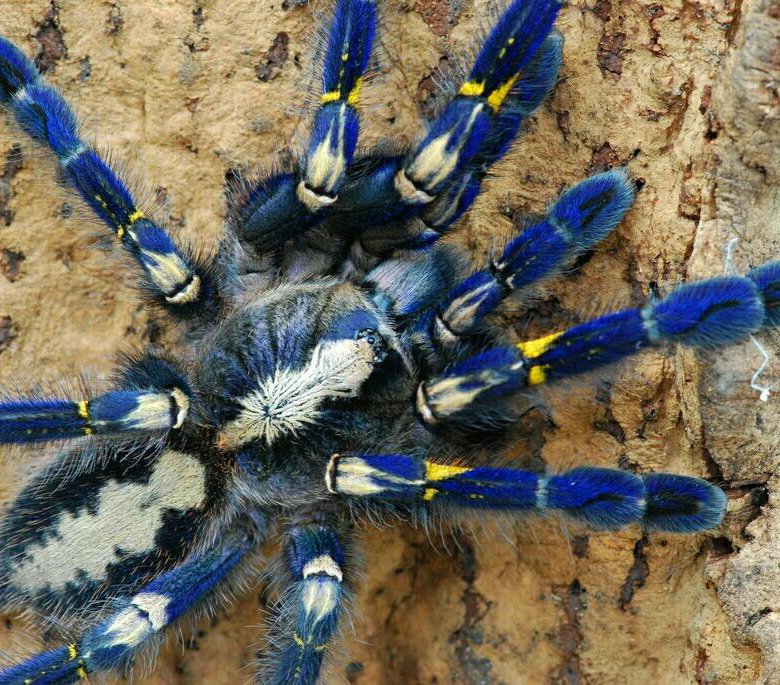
[{"x1": 356, "y1": 327, "x2": 388, "y2": 364}]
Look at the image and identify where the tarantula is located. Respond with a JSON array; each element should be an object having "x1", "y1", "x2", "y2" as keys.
[{"x1": 0, "y1": 0, "x2": 777, "y2": 683}]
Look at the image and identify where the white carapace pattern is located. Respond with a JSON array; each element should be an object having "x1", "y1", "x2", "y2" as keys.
[{"x1": 219, "y1": 338, "x2": 377, "y2": 448}]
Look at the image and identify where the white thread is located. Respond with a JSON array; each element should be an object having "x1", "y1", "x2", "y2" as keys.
[
  {"x1": 749, "y1": 334, "x2": 772, "y2": 402},
  {"x1": 723, "y1": 236, "x2": 773, "y2": 401},
  {"x1": 723, "y1": 236, "x2": 739, "y2": 275}
]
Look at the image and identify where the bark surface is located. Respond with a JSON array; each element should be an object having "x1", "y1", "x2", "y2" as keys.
[{"x1": 0, "y1": 1, "x2": 777, "y2": 683}]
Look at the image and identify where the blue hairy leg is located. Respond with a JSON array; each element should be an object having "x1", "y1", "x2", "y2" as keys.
[
  {"x1": 0, "y1": 533, "x2": 251, "y2": 685},
  {"x1": 426, "y1": 169, "x2": 635, "y2": 344},
  {"x1": 236, "y1": 0, "x2": 376, "y2": 247},
  {"x1": 747, "y1": 260, "x2": 780, "y2": 326},
  {"x1": 326, "y1": 454, "x2": 726, "y2": 533},
  {"x1": 416, "y1": 270, "x2": 780, "y2": 427},
  {"x1": 0, "y1": 37, "x2": 210, "y2": 315},
  {"x1": 261, "y1": 521, "x2": 350, "y2": 685},
  {"x1": 422, "y1": 31, "x2": 564, "y2": 233},
  {"x1": 0, "y1": 355, "x2": 191, "y2": 444},
  {"x1": 333, "y1": 0, "x2": 563, "y2": 243}
]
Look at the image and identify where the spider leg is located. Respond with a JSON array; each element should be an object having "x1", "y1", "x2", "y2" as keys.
[
  {"x1": 235, "y1": 0, "x2": 377, "y2": 249},
  {"x1": 326, "y1": 453, "x2": 727, "y2": 533},
  {"x1": 415, "y1": 267, "x2": 779, "y2": 429},
  {"x1": 0, "y1": 38, "x2": 212, "y2": 317},
  {"x1": 0, "y1": 353, "x2": 192, "y2": 444},
  {"x1": 429, "y1": 169, "x2": 636, "y2": 344},
  {"x1": 0, "y1": 531, "x2": 252, "y2": 685},
  {"x1": 365, "y1": 170, "x2": 635, "y2": 358},
  {"x1": 259, "y1": 517, "x2": 352, "y2": 685},
  {"x1": 420, "y1": 30, "x2": 564, "y2": 234},
  {"x1": 335, "y1": 0, "x2": 562, "y2": 243}
]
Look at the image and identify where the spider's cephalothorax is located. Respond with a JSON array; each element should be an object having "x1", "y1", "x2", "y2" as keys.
[{"x1": 0, "y1": 1, "x2": 778, "y2": 683}]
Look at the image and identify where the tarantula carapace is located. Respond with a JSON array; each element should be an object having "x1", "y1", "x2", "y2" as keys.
[{"x1": 0, "y1": 0, "x2": 777, "y2": 683}]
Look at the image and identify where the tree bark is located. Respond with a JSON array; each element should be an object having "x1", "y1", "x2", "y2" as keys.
[{"x1": 0, "y1": 0, "x2": 777, "y2": 683}]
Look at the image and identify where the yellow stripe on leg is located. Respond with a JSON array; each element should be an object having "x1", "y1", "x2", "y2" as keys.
[
  {"x1": 76, "y1": 400, "x2": 90, "y2": 419},
  {"x1": 425, "y1": 461, "x2": 470, "y2": 481},
  {"x1": 459, "y1": 80, "x2": 485, "y2": 97},
  {"x1": 486, "y1": 72, "x2": 521, "y2": 112},
  {"x1": 518, "y1": 332, "x2": 562, "y2": 386},
  {"x1": 517, "y1": 331, "x2": 562, "y2": 359},
  {"x1": 321, "y1": 90, "x2": 341, "y2": 104},
  {"x1": 347, "y1": 77, "x2": 363, "y2": 107},
  {"x1": 127, "y1": 209, "x2": 144, "y2": 225},
  {"x1": 77, "y1": 400, "x2": 94, "y2": 435},
  {"x1": 527, "y1": 365, "x2": 547, "y2": 385},
  {"x1": 423, "y1": 461, "x2": 471, "y2": 501}
]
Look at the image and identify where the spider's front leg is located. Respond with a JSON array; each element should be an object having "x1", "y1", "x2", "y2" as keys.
[
  {"x1": 234, "y1": 0, "x2": 376, "y2": 250},
  {"x1": 0, "y1": 531, "x2": 253, "y2": 685},
  {"x1": 364, "y1": 169, "x2": 636, "y2": 358},
  {"x1": 412, "y1": 263, "x2": 780, "y2": 430},
  {"x1": 0, "y1": 353, "x2": 192, "y2": 444},
  {"x1": 259, "y1": 515, "x2": 353, "y2": 685},
  {"x1": 426, "y1": 169, "x2": 636, "y2": 348},
  {"x1": 337, "y1": 0, "x2": 563, "y2": 247},
  {"x1": 326, "y1": 453, "x2": 727, "y2": 533},
  {"x1": 0, "y1": 39, "x2": 212, "y2": 318}
]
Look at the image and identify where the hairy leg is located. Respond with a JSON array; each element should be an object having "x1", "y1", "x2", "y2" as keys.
[
  {"x1": 259, "y1": 516, "x2": 353, "y2": 685},
  {"x1": 0, "y1": 37, "x2": 212, "y2": 317},
  {"x1": 326, "y1": 453, "x2": 726, "y2": 533},
  {"x1": 414, "y1": 266, "x2": 780, "y2": 430},
  {"x1": 0, "y1": 353, "x2": 192, "y2": 444},
  {"x1": 233, "y1": 0, "x2": 377, "y2": 251},
  {"x1": 0, "y1": 532, "x2": 252, "y2": 684}
]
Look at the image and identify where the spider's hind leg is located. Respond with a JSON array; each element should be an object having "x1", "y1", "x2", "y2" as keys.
[
  {"x1": 0, "y1": 531, "x2": 253, "y2": 684},
  {"x1": 259, "y1": 516, "x2": 353, "y2": 685}
]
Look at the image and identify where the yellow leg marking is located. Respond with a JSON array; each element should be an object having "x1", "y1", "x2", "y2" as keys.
[
  {"x1": 68, "y1": 643, "x2": 78, "y2": 660},
  {"x1": 347, "y1": 77, "x2": 363, "y2": 107},
  {"x1": 459, "y1": 80, "x2": 485, "y2": 97},
  {"x1": 486, "y1": 72, "x2": 521, "y2": 112},
  {"x1": 76, "y1": 666, "x2": 88, "y2": 679},
  {"x1": 76, "y1": 401, "x2": 90, "y2": 419},
  {"x1": 77, "y1": 400, "x2": 94, "y2": 435},
  {"x1": 321, "y1": 90, "x2": 341, "y2": 104},
  {"x1": 425, "y1": 461, "x2": 470, "y2": 482},
  {"x1": 423, "y1": 461, "x2": 472, "y2": 501},
  {"x1": 528, "y1": 365, "x2": 547, "y2": 386},
  {"x1": 93, "y1": 194, "x2": 125, "y2": 238},
  {"x1": 127, "y1": 209, "x2": 144, "y2": 225},
  {"x1": 293, "y1": 633, "x2": 326, "y2": 652},
  {"x1": 517, "y1": 331, "x2": 563, "y2": 359}
]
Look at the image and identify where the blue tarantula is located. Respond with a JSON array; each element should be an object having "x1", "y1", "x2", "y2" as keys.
[{"x1": 0, "y1": 0, "x2": 777, "y2": 683}]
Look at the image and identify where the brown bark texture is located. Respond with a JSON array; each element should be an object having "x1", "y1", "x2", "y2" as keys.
[{"x1": 0, "y1": 0, "x2": 778, "y2": 683}]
